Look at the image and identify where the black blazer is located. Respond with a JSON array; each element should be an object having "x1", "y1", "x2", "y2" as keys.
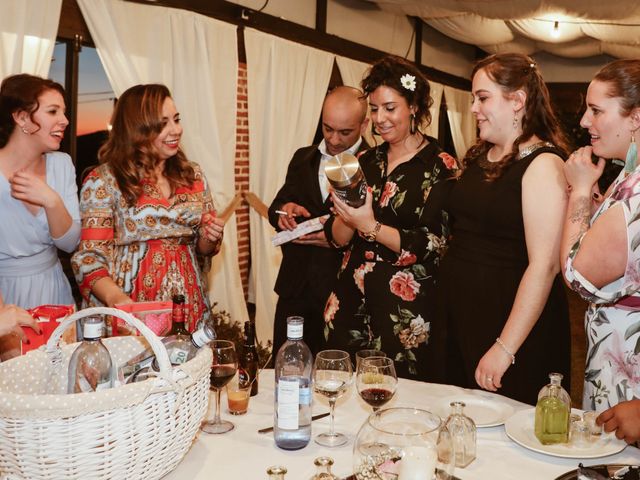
[{"x1": 268, "y1": 143, "x2": 367, "y2": 299}]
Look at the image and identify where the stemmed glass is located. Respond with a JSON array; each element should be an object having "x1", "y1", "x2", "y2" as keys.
[
  {"x1": 355, "y1": 349, "x2": 386, "y2": 372},
  {"x1": 356, "y1": 356, "x2": 397, "y2": 412},
  {"x1": 201, "y1": 340, "x2": 238, "y2": 434},
  {"x1": 313, "y1": 349, "x2": 353, "y2": 447}
]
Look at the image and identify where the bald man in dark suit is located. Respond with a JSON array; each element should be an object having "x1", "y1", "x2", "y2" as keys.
[{"x1": 268, "y1": 86, "x2": 369, "y2": 355}]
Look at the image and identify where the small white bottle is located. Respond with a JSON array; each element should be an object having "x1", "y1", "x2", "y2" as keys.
[{"x1": 68, "y1": 316, "x2": 114, "y2": 393}]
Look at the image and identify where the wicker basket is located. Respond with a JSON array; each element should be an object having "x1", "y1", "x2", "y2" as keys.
[{"x1": 0, "y1": 307, "x2": 212, "y2": 480}]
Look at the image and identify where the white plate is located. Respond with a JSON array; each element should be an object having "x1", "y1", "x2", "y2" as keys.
[
  {"x1": 504, "y1": 408, "x2": 627, "y2": 459},
  {"x1": 434, "y1": 393, "x2": 515, "y2": 427}
]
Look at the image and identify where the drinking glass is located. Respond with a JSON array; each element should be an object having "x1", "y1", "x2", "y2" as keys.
[
  {"x1": 356, "y1": 356, "x2": 397, "y2": 412},
  {"x1": 201, "y1": 340, "x2": 238, "y2": 434},
  {"x1": 313, "y1": 349, "x2": 353, "y2": 447},
  {"x1": 355, "y1": 349, "x2": 386, "y2": 371}
]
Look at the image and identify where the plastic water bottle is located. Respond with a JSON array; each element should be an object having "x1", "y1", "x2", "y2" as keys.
[
  {"x1": 68, "y1": 316, "x2": 113, "y2": 393},
  {"x1": 274, "y1": 316, "x2": 313, "y2": 450}
]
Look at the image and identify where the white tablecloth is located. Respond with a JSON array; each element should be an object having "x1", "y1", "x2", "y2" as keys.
[{"x1": 165, "y1": 371, "x2": 640, "y2": 479}]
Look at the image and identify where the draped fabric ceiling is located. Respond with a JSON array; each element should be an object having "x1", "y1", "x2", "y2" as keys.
[{"x1": 365, "y1": 0, "x2": 640, "y2": 59}]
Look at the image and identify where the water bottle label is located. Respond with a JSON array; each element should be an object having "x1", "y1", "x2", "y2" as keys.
[
  {"x1": 277, "y1": 379, "x2": 299, "y2": 430},
  {"x1": 299, "y1": 386, "x2": 311, "y2": 405},
  {"x1": 191, "y1": 328, "x2": 209, "y2": 348},
  {"x1": 169, "y1": 348, "x2": 189, "y2": 365},
  {"x1": 287, "y1": 323, "x2": 303, "y2": 340}
]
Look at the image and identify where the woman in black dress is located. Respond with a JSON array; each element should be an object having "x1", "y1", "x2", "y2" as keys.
[
  {"x1": 436, "y1": 53, "x2": 571, "y2": 403},
  {"x1": 322, "y1": 56, "x2": 457, "y2": 379}
]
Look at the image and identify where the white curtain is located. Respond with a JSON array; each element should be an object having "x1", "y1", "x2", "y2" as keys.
[
  {"x1": 77, "y1": 0, "x2": 248, "y2": 326},
  {"x1": 425, "y1": 81, "x2": 444, "y2": 139},
  {"x1": 245, "y1": 28, "x2": 334, "y2": 344},
  {"x1": 0, "y1": 0, "x2": 61, "y2": 79},
  {"x1": 444, "y1": 85, "x2": 477, "y2": 160},
  {"x1": 336, "y1": 56, "x2": 379, "y2": 146}
]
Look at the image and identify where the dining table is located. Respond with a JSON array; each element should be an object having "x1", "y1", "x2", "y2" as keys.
[{"x1": 165, "y1": 370, "x2": 640, "y2": 479}]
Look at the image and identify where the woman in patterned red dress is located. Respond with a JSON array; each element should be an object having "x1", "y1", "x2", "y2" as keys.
[{"x1": 71, "y1": 84, "x2": 224, "y2": 330}]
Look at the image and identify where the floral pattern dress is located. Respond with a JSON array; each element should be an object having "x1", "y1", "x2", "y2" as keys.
[
  {"x1": 71, "y1": 162, "x2": 217, "y2": 331},
  {"x1": 565, "y1": 168, "x2": 640, "y2": 411},
  {"x1": 322, "y1": 138, "x2": 457, "y2": 379}
]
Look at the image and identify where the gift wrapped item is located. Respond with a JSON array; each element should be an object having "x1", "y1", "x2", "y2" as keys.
[
  {"x1": 21, "y1": 304, "x2": 76, "y2": 354},
  {"x1": 114, "y1": 301, "x2": 173, "y2": 336}
]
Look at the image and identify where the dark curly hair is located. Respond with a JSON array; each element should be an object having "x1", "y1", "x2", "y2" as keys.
[
  {"x1": 98, "y1": 84, "x2": 195, "y2": 205},
  {"x1": 464, "y1": 53, "x2": 569, "y2": 181},
  {"x1": 0, "y1": 74, "x2": 65, "y2": 148},
  {"x1": 361, "y1": 55, "x2": 433, "y2": 131}
]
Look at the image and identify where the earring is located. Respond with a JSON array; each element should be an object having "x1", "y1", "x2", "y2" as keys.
[
  {"x1": 513, "y1": 113, "x2": 518, "y2": 130},
  {"x1": 625, "y1": 132, "x2": 637, "y2": 175},
  {"x1": 21, "y1": 127, "x2": 30, "y2": 135},
  {"x1": 371, "y1": 124, "x2": 379, "y2": 136},
  {"x1": 410, "y1": 113, "x2": 417, "y2": 135}
]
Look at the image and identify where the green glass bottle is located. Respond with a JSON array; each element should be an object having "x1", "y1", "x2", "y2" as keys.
[{"x1": 534, "y1": 372, "x2": 570, "y2": 445}]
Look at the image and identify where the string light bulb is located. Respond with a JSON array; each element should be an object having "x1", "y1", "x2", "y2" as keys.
[{"x1": 551, "y1": 20, "x2": 561, "y2": 38}]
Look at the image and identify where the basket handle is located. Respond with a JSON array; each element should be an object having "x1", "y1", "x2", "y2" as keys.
[{"x1": 45, "y1": 306, "x2": 173, "y2": 380}]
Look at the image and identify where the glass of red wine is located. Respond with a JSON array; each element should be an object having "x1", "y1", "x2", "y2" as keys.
[
  {"x1": 356, "y1": 356, "x2": 397, "y2": 412},
  {"x1": 201, "y1": 340, "x2": 238, "y2": 434}
]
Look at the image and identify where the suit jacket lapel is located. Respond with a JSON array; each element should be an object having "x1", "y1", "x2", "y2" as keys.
[{"x1": 307, "y1": 148, "x2": 325, "y2": 209}]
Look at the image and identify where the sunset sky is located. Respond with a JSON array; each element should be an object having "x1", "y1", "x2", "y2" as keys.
[{"x1": 50, "y1": 43, "x2": 114, "y2": 136}]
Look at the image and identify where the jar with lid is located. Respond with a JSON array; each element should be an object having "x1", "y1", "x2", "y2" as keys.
[
  {"x1": 442, "y1": 401, "x2": 476, "y2": 468},
  {"x1": 534, "y1": 372, "x2": 571, "y2": 445},
  {"x1": 324, "y1": 152, "x2": 367, "y2": 207}
]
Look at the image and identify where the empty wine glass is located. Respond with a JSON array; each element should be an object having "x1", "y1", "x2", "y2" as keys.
[
  {"x1": 201, "y1": 340, "x2": 238, "y2": 434},
  {"x1": 356, "y1": 356, "x2": 397, "y2": 412},
  {"x1": 313, "y1": 349, "x2": 353, "y2": 447}
]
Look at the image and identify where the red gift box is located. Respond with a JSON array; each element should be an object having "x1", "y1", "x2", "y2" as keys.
[{"x1": 22, "y1": 304, "x2": 76, "y2": 354}]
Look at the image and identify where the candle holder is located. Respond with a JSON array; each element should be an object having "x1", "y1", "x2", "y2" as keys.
[{"x1": 353, "y1": 407, "x2": 455, "y2": 480}]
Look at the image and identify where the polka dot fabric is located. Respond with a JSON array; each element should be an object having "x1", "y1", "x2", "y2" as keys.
[{"x1": 0, "y1": 307, "x2": 212, "y2": 480}]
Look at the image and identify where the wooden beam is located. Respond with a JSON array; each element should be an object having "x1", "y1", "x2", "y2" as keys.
[
  {"x1": 60, "y1": 35, "x2": 81, "y2": 162},
  {"x1": 316, "y1": 0, "x2": 327, "y2": 34},
  {"x1": 58, "y1": 0, "x2": 93, "y2": 46},
  {"x1": 124, "y1": 0, "x2": 470, "y2": 90}
]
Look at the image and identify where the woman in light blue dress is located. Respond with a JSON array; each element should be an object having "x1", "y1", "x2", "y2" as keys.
[{"x1": 0, "y1": 74, "x2": 80, "y2": 310}]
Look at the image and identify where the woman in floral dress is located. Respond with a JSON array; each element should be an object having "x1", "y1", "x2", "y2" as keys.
[
  {"x1": 322, "y1": 56, "x2": 457, "y2": 379},
  {"x1": 72, "y1": 84, "x2": 224, "y2": 331},
  {"x1": 562, "y1": 60, "x2": 640, "y2": 442}
]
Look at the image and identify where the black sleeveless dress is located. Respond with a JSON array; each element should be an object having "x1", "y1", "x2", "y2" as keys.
[{"x1": 433, "y1": 143, "x2": 571, "y2": 404}]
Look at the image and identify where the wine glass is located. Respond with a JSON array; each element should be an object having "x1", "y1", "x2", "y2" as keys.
[
  {"x1": 356, "y1": 356, "x2": 397, "y2": 412},
  {"x1": 313, "y1": 349, "x2": 353, "y2": 447},
  {"x1": 355, "y1": 349, "x2": 386, "y2": 372},
  {"x1": 201, "y1": 340, "x2": 238, "y2": 434}
]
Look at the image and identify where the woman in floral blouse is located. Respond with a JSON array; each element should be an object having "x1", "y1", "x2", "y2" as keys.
[
  {"x1": 562, "y1": 60, "x2": 640, "y2": 443},
  {"x1": 322, "y1": 56, "x2": 457, "y2": 379},
  {"x1": 71, "y1": 84, "x2": 224, "y2": 330}
]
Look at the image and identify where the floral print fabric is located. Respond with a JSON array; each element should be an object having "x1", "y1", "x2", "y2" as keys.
[
  {"x1": 71, "y1": 163, "x2": 215, "y2": 331},
  {"x1": 565, "y1": 168, "x2": 640, "y2": 410},
  {"x1": 322, "y1": 139, "x2": 456, "y2": 379}
]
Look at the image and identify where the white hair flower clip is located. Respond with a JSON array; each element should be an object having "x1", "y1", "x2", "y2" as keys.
[{"x1": 400, "y1": 74, "x2": 416, "y2": 92}]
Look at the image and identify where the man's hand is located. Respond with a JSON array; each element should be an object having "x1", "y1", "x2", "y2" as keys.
[
  {"x1": 277, "y1": 202, "x2": 311, "y2": 230},
  {"x1": 293, "y1": 230, "x2": 330, "y2": 248}
]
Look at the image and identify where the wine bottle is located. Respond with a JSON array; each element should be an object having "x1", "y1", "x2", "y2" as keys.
[
  {"x1": 239, "y1": 320, "x2": 259, "y2": 396},
  {"x1": 274, "y1": 316, "x2": 313, "y2": 450},
  {"x1": 68, "y1": 316, "x2": 114, "y2": 393},
  {"x1": 168, "y1": 294, "x2": 189, "y2": 336}
]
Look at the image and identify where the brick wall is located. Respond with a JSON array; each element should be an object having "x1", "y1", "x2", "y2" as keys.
[{"x1": 235, "y1": 63, "x2": 251, "y2": 299}]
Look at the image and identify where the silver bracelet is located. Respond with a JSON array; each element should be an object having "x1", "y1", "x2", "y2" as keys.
[{"x1": 495, "y1": 337, "x2": 516, "y2": 365}]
